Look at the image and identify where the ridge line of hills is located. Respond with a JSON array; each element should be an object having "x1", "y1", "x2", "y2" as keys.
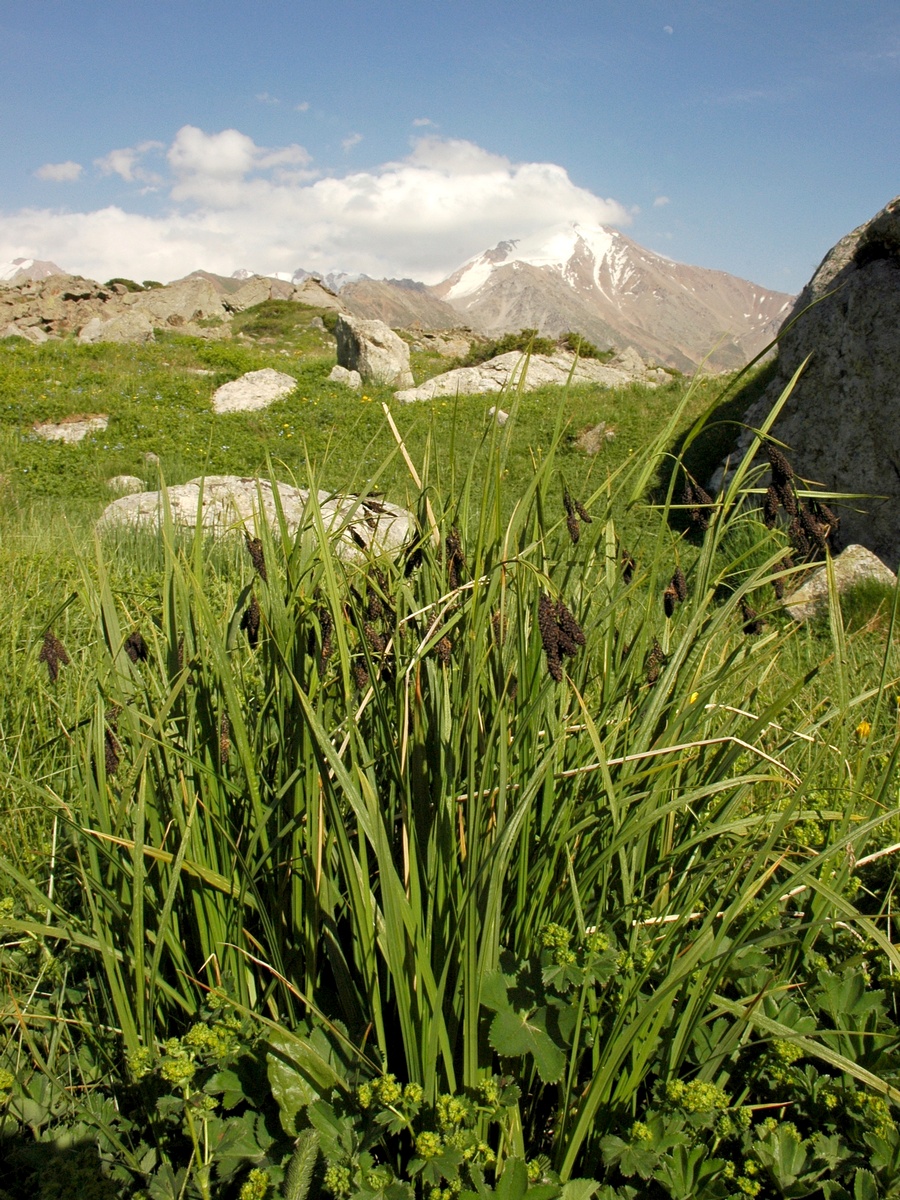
[{"x1": 1, "y1": 222, "x2": 793, "y2": 371}]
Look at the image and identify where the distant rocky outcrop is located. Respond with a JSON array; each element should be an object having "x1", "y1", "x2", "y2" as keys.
[
  {"x1": 335, "y1": 314, "x2": 414, "y2": 388},
  {"x1": 727, "y1": 196, "x2": 900, "y2": 567},
  {"x1": 393, "y1": 348, "x2": 660, "y2": 403},
  {"x1": 0, "y1": 270, "x2": 345, "y2": 345},
  {"x1": 97, "y1": 476, "x2": 415, "y2": 562}
]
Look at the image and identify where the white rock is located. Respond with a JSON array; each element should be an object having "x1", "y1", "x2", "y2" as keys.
[
  {"x1": 574, "y1": 423, "x2": 617, "y2": 456},
  {"x1": 784, "y1": 544, "x2": 898, "y2": 622},
  {"x1": 329, "y1": 364, "x2": 362, "y2": 389},
  {"x1": 107, "y1": 474, "x2": 145, "y2": 494},
  {"x1": 212, "y1": 368, "x2": 297, "y2": 414},
  {"x1": 96, "y1": 475, "x2": 415, "y2": 562},
  {"x1": 394, "y1": 351, "x2": 649, "y2": 403},
  {"x1": 488, "y1": 406, "x2": 509, "y2": 425},
  {"x1": 33, "y1": 414, "x2": 109, "y2": 443}
]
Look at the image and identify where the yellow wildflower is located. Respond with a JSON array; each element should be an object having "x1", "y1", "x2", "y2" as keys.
[{"x1": 856, "y1": 720, "x2": 872, "y2": 740}]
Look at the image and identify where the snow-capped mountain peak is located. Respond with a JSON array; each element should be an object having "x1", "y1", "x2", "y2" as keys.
[{"x1": 432, "y1": 221, "x2": 793, "y2": 371}]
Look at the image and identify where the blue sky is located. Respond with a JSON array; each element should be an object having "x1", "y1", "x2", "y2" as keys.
[{"x1": 1, "y1": 0, "x2": 898, "y2": 291}]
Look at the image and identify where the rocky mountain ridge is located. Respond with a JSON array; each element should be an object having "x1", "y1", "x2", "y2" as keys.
[
  {"x1": 2, "y1": 221, "x2": 793, "y2": 369},
  {"x1": 242, "y1": 222, "x2": 793, "y2": 370},
  {"x1": 430, "y1": 224, "x2": 792, "y2": 371}
]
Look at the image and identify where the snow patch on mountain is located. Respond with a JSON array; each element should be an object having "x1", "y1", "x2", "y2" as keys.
[{"x1": 0, "y1": 257, "x2": 65, "y2": 283}]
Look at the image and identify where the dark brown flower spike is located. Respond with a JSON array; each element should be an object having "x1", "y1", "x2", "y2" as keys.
[
  {"x1": 683, "y1": 477, "x2": 714, "y2": 531},
  {"x1": 672, "y1": 566, "x2": 687, "y2": 604},
  {"x1": 219, "y1": 714, "x2": 231, "y2": 764},
  {"x1": 436, "y1": 635, "x2": 452, "y2": 666},
  {"x1": 39, "y1": 630, "x2": 69, "y2": 683},
  {"x1": 740, "y1": 597, "x2": 764, "y2": 635},
  {"x1": 763, "y1": 486, "x2": 780, "y2": 529},
  {"x1": 562, "y1": 488, "x2": 575, "y2": 517},
  {"x1": 566, "y1": 513, "x2": 581, "y2": 544},
  {"x1": 574, "y1": 497, "x2": 592, "y2": 523},
  {"x1": 318, "y1": 607, "x2": 334, "y2": 663},
  {"x1": 799, "y1": 504, "x2": 828, "y2": 553},
  {"x1": 241, "y1": 593, "x2": 261, "y2": 647},
  {"x1": 555, "y1": 600, "x2": 586, "y2": 651},
  {"x1": 364, "y1": 623, "x2": 386, "y2": 654},
  {"x1": 124, "y1": 630, "x2": 148, "y2": 663},
  {"x1": 245, "y1": 534, "x2": 267, "y2": 582},
  {"x1": 663, "y1": 584, "x2": 678, "y2": 619},
  {"x1": 645, "y1": 638, "x2": 665, "y2": 685},
  {"x1": 104, "y1": 726, "x2": 121, "y2": 776},
  {"x1": 538, "y1": 592, "x2": 563, "y2": 682},
  {"x1": 621, "y1": 550, "x2": 636, "y2": 584},
  {"x1": 766, "y1": 444, "x2": 794, "y2": 485},
  {"x1": 446, "y1": 528, "x2": 466, "y2": 590}
]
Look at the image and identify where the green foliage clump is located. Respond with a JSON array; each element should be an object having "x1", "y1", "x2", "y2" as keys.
[
  {"x1": 558, "y1": 331, "x2": 614, "y2": 361},
  {"x1": 103, "y1": 277, "x2": 144, "y2": 292},
  {"x1": 1, "y1": 344, "x2": 900, "y2": 1197},
  {"x1": 458, "y1": 327, "x2": 559, "y2": 365},
  {"x1": 458, "y1": 328, "x2": 614, "y2": 368}
]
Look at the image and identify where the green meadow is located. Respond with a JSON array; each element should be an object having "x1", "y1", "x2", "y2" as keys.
[{"x1": 1, "y1": 302, "x2": 899, "y2": 1200}]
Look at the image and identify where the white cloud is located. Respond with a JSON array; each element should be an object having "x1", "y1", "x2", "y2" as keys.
[
  {"x1": 34, "y1": 161, "x2": 83, "y2": 182},
  {"x1": 663, "y1": 25, "x2": 673, "y2": 34},
  {"x1": 95, "y1": 141, "x2": 165, "y2": 184},
  {"x1": 295, "y1": 101, "x2": 310, "y2": 112},
  {"x1": 256, "y1": 92, "x2": 280, "y2": 105},
  {"x1": 653, "y1": 195, "x2": 670, "y2": 207},
  {"x1": 341, "y1": 132, "x2": 363, "y2": 152},
  {"x1": 2, "y1": 126, "x2": 631, "y2": 284},
  {"x1": 412, "y1": 117, "x2": 436, "y2": 127}
]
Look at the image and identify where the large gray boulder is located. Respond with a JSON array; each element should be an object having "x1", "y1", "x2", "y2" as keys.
[
  {"x1": 335, "y1": 314, "x2": 414, "y2": 388},
  {"x1": 731, "y1": 196, "x2": 900, "y2": 567},
  {"x1": 78, "y1": 310, "x2": 155, "y2": 345},
  {"x1": 212, "y1": 368, "x2": 297, "y2": 413},
  {"x1": 96, "y1": 475, "x2": 414, "y2": 562},
  {"x1": 128, "y1": 276, "x2": 226, "y2": 327},
  {"x1": 2, "y1": 322, "x2": 49, "y2": 344},
  {"x1": 394, "y1": 350, "x2": 655, "y2": 403}
]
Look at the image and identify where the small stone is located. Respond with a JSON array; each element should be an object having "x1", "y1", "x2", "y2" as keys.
[
  {"x1": 783, "y1": 544, "x2": 897, "y2": 622},
  {"x1": 488, "y1": 406, "x2": 509, "y2": 425},
  {"x1": 34, "y1": 414, "x2": 109, "y2": 443},
  {"x1": 328, "y1": 364, "x2": 362, "y2": 389},
  {"x1": 107, "y1": 474, "x2": 145, "y2": 494},
  {"x1": 575, "y1": 422, "x2": 617, "y2": 456}
]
